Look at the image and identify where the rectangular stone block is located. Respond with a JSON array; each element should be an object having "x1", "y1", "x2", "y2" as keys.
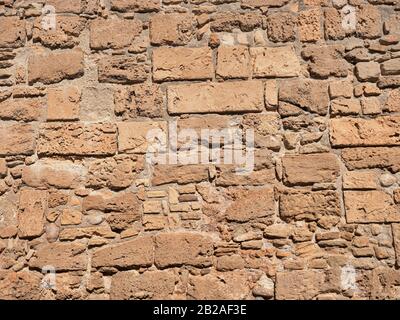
[
  {"x1": 152, "y1": 165, "x2": 209, "y2": 185},
  {"x1": 344, "y1": 191, "x2": 400, "y2": 223},
  {"x1": 341, "y1": 147, "x2": 400, "y2": 173},
  {"x1": 276, "y1": 270, "x2": 326, "y2": 300},
  {"x1": 92, "y1": 237, "x2": 154, "y2": 268},
  {"x1": 22, "y1": 160, "x2": 85, "y2": 189},
  {"x1": 18, "y1": 189, "x2": 47, "y2": 239},
  {"x1": 342, "y1": 171, "x2": 379, "y2": 190},
  {"x1": 154, "y1": 232, "x2": 213, "y2": 268},
  {"x1": 47, "y1": 87, "x2": 81, "y2": 121},
  {"x1": 150, "y1": 13, "x2": 193, "y2": 45},
  {"x1": 392, "y1": 224, "x2": 400, "y2": 267},
  {"x1": 111, "y1": 271, "x2": 176, "y2": 300},
  {"x1": 98, "y1": 56, "x2": 148, "y2": 84},
  {"x1": 118, "y1": 121, "x2": 167, "y2": 154},
  {"x1": 280, "y1": 190, "x2": 341, "y2": 221},
  {"x1": 153, "y1": 47, "x2": 213, "y2": 82},
  {"x1": 0, "y1": 16, "x2": 26, "y2": 48},
  {"x1": 0, "y1": 98, "x2": 44, "y2": 121},
  {"x1": 217, "y1": 45, "x2": 250, "y2": 79},
  {"x1": 0, "y1": 123, "x2": 36, "y2": 156},
  {"x1": 250, "y1": 46, "x2": 301, "y2": 77},
  {"x1": 29, "y1": 242, "x2": 88, "y2": 271},
  {"x1": 28, "y1": 49, "x2": 84, "y2": 85},
  {"x1": 167, "y1": 81, "x2": 264, "y2": 114},
  {"x1": 282, "y1": 153, "x2": 340, "y2": 186},
  {"x1": 38, "y1": 123, "x2": 117, "y2": 156},
  {"x1": 111, "y1": 0, "x2": 160, "y2": 12},
  {"x1": 225, "y1": 188, "x2": 275, "y2": 222},
  {"x1": 90, "y1": 18, "x2": 142, "y2": 50},
  {"x1": 330, "y1": 116, "x2": 400, "y2": 147}
]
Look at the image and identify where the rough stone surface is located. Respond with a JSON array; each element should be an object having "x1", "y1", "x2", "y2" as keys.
[
  {"x1": 168, "y1": 81, "x2": 264, "y2": 114},
  {"x1": 153, "y1": 47, "x2": 213, "y2": 82},
  {"x1": 38, "y1": 123, "x2": 117, "y2": 156},
  {"x1": 28, "y1": 49, "x2": 84, "y2": 84},
  {"x1": 282, "y1": 153, "x2": 340, "y2": 186},
  {"x1": 1, "y1": 0, "x2": 400, "y2": 301},
  {"x1": 92, "y1": 237, "x2": 154, "y2": 269},
  {"x1": 250, "y1": 46, "x2": 301, "y2": 77},
  {"x1": 110, "y1": 271, "x2": 177, "y2": 300},
  {"x1": 155, "y1": 233, "x2": 213, "y2": 268},
  {"x1": 29, "y1": 242, "x2": 87, "y2": 271},
  {"x1": 330, "y1": 117, "x2": 400, "y2": 147}
]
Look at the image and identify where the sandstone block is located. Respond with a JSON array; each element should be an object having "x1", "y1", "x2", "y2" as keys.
[
  {"x1": 211, "y1": 12, "x2": 263, "y2": 32},
  {"x1": 341, "y1": 147, "x2": 400, "y2": 173},
  {"x1": 90, "y1": 18, "x2": 142, "y2": 50},
  {"x1": 392, "y1": 224, "x2": 400, "y2": 267},
  {"x1": 86, "y1": 155, "x2": 142, "y2": 190},
  {"x1": 47, "y1": 0, "x2": 82, "y2": 13},
  {"x1": 38, "y1": 123, "x2": 117, "y2": 156},
  {"x1": 0, "y1": 271, "x2": 42, "y2": 300},
  {"x1": 342, "y1": 171, "x2": 378, "y2": 190},
  {"x1": 384, "y1": 89, "x2": 400, "y2": 113},
  {"x1": 115, "y1": 83, "x2": 163, "y2": 119},
  {"x1": 0, "y1": 98, "x2": 44, "y2": 121},
  {"x1": 98, "y1": 56, "x2": 148, "y2": 84},
  {"x1": 188, "y1": 271, "x2": 251, "y2": 300},
  {"x1": 381, "y1": 58, "x2": 400, "y2": 76},
  {"x1": 47, "y1": 87, "x2": 81, "y2": 121},
  {"x1": 302, "y1": 45, "x2": 348, "y2": 79},
  {"x1": 344, "y1": 191, "x2": 400, "y2": 223},
  {"x1": 150, "y1": 13, "x2": 194, "y2": 45},
  {"x1": 92, "y1": 237, "x2": 154, "y2": 269},
  {"x1": 111, "y1": 0, "x2": 160, "y2": 12},
  {"x1": 22, "y1": 160, "x2": 85, "y2": 189},
  {"x1": 241, "y1": 0, "x2": 290, "y2": 7},
  {"x1": 18, "y1": 189, "x2": 47, "y2": 239},
  {"x1": 282, "y1": 153, "x2": 340, "y2": 186},
  {"x1": 225, "y1": 188, "x2": 275, "y2": 222},
  {"x1": 324, "y1": 8, "x2": 346, "y2": 40},
  {"x1": 330, "y1": 116, "x2": 400, "y2": 147},
  {"x1": 0, "y1": 16, "x2": 26, "y2": 48},
  {"x1": 29, "y1": 242, "x2": 87, "y2": 271},
  {"x1": 32, "y1": 16, "x2": 85, "y2": 49},
  {"x1": 280, "y1": 190, "x2": 341, "y2": 221},
  {"x1": 355, "y1": 62, "x2": 380, "y2": 82},
  {"x1": 330, "y1": 99, "x2": 361, "y2": 115},
  {"x1": 28, "y1": 49, "x2": 84, "y2": 85},
  {"x1": 266, "y1": 12, "x2": 297, "y2": 42},
  {"x1": 276, "y1": 270, "x2": 325, "y2": 299},
  {"x1": 153, "y1": 47, "x2": 213, "y2": 82},
  {"x1": 329, "y1": 81, "x2": 353, "y2": 99},
  {"x1": 279, "y1": 79, "x2": 329, "y2": 115},
  {"x1": 118, "y1": 121, "x2": 167, "y2": 154},
  {"x1": 0, "y1": 123, "x2": 36, "y2": 156},
  {"x1": 111, "y1": 271, "x2": 177, "y2": 300},
  {"x1": 152, "y1": 165, "x2": 209, "y2": 185},
  {"x1": 250, "y1": 46, "x2": 301, "y2": 77},
  {"x1": 298, "y1": 8, "x2": 322, "y2": 42},
  {"x1": 155, "y1": 232, "x2": 213, "y2": 268},
  {"x1": 167, "y1": 81, "x2": 264, "y2": 114},
  {"x1": 357, "y1": 4, "x2": 381, "y2": 39},
  {"x1": 82, "y1": 190, "x2": 141, "y2": 214},
  {"x1": 60, "y1": 209, "x2": 82, "y2": 225},
  {"x1": 217, "y1": 45, "x2": 250, "y2": 79}
]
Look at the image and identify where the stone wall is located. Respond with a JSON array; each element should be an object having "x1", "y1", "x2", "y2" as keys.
[{"x1": 1, "y1": 0, "x2": 400, "y2": 300}]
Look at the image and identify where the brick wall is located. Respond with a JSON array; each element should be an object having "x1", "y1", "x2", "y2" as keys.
[{"x1": 1, "y1": 0, "x2": 400, "y2": 300}]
